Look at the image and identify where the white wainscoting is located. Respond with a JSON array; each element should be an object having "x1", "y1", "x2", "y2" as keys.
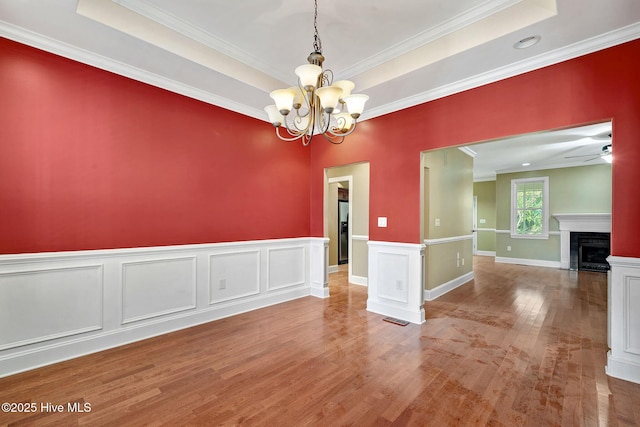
[
  {"x1": 607, "y1": 256, "x2": 640, "y2": 384},
  {"x1": 0, "y1": 238, "x2": 326, "y2": 378},
  {"x1": 367, "y1": 241, "x2": 425, "y2": 324}
]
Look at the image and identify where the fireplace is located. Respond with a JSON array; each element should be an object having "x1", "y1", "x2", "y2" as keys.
[
  {"x1": 570, "y1": 232, "x2": 610, "y2": 272},
  {"x1": 554, "y1": 213, "x2": 611, "y2": 270}
]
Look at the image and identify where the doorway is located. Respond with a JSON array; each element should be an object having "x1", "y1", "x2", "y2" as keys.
[
  {"x1": 338, "y1": 192, "x2": 349, "y2": 265},
  {"x1": 325, "y1": 163, "x2": 370, "y2": 287}
]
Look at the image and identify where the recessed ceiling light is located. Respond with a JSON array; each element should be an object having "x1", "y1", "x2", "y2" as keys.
[
  {"x1": 522, "y1": 162, "x2": 531, "y2": 166},
  {"x1": 514, "y1": 35, "x2": 541, "y2": 49}
]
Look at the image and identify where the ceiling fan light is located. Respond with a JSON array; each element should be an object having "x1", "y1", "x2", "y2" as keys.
[
  {"x1": 295, "y1": 64, "x2": 322, "y2": 91},
  {"x1": 344, "y1": 94, "x2": 369, "y2": 118},
  {"x1": 316, "y1": 86, "x2": 343, "y2": 113},
  {"x1": 264, "y1": 105, "x2": 284, "y2": 127},
  {"x1": 603, "y1": 154, "x2": 613, "y2": 163},
  {"x1": 270, "y1": 88, "x2": 297, "y2": 115}
]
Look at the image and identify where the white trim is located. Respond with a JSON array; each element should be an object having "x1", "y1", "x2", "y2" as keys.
[
  {"x1": 607, "y1": 256, "x2": 640, "y2": 384},
  {"x1": 476, "y1": 228, "x2": 497, "y2": 232},
  {"x1": 2, "y1": 13, "x2": 639, "y2": 123},
  {"x1": 495, "y1": 256, "x2": 561, "y2": 269},
  {"x1": 367, "y1": 241, "x2": 425, "y2": 324},
  {"x1": 510, "y1": 176, "x2": 549, "y2": 239},
  {"x1": 0, "y1": 22, "x2": 267, "y2": 122},
  {"x1": 476, "y1": 251, "x2": 496, "y2": 257},
  {"x1": 328, "y1": 265, "x2": 339, "y2": 274},
  {"x1": 554, "y1": 213, "x2": 611, "y2": 269},
  {"x1": 496, "y1": 229, "x2": 559, "y2": 236},
  {"x1": 352, "y1": 235, "x2": 369, "y2": 241},
  {"x1": 363, "y1": 22, "x2": 640, "y2": 120},
  {"x1": 350, "y1": 275, "x2": 368, "y2": 287},
  {"x1": 424, "y1": 272, "x2": 474, "y2": 301},
  {"x1": 0, "y1": 238, "x2": 323, "y2": 378},
  {"x1": 424, "y1": 235, "x2": 473, "y2": 246}
]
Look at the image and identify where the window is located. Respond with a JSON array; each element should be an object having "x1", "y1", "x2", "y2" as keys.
[{"x1": 510, "y1": 177, "x2": 549, "y2": 239}]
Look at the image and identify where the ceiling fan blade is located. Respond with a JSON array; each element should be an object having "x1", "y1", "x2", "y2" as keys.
[
  {"x1": 583, "y1": 156, "x2": 601, "y2": 162},
  {"x1": 564, "y1": 153, "x2": 599, "y2": 159}
]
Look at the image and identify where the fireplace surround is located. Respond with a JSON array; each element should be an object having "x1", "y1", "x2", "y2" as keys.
[{"x1": 554, "y1": 213, "x2": 611, "y2": 270}]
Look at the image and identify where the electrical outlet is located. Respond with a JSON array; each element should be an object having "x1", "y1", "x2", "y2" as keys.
[
  {"x1": 435, "y1": 218, "x2": 441, "y2": 227},
  {"x1": 462, "y1": 258, "x2": 465, "y2": 266},
  {"x1": 507, "y1": 246, "x2": 511, "y2": 252},
  {"x1": 457, "y1": 252, "x2": 460, "y2": 259},
  {"x1": 219, "y1": 279, "x2": 226, "y2": 290}
]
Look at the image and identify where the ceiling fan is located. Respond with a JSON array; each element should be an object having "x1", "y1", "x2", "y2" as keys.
[{"x1": 564, "y1": 140, "x2": 613, "y2": 163}]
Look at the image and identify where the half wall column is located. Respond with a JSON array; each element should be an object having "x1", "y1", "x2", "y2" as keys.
[{"x1": 366, "y1": 241, "x2": 426, "y2": 324}]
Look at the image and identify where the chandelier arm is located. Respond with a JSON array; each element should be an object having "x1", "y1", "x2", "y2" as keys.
[
  {"x1": 322, "y1": 132, "x2": 345, "y2": 144},
  {"x1": 275, "y1": 126, "x2": 307, "y2": 142},
  {"x1": 326, "y1": 119, "x2": 359, "y2": 138}
]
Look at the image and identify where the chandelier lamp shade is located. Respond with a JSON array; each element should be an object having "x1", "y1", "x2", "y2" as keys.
[{"x1": 264, "y1": 0, "x2": 368, "y2": 145}]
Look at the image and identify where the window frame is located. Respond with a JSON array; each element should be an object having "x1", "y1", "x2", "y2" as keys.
[{"x1": 510, "y1": 176, "x2": 549, "y2": 239}]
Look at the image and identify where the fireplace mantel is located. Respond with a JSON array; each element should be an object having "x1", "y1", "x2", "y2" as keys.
[{"x1": 554, "y1": 213, "x2": 611, "y2": 269}]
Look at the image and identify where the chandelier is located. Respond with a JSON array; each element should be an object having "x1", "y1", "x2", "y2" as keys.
[{"x1": 264, "y1": 0, "x2": 369, "y2": 146}]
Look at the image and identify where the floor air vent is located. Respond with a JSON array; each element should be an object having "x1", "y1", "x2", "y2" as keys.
[{"x1": 383, "y1": 317, "x2": 409, "y2": 326}]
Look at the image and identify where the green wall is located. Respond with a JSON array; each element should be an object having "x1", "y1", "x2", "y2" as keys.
[
  {"x1": 422, "y1": 148, "x2": 473, "y2": 290},
  {"x1": 495, "y1": 164, "x2": 611, "y2": 262},
  {"x1": 473, "y1": 181, "x2": 496, "y2": 253}
]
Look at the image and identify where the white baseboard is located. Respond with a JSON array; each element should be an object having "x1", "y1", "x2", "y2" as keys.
[
  {"x1": 475, "y1": 251, "x2": 496, "y2": 257},
  {"x1": 424, "y1": 271, "x2": 474, "y2": 301},
  {"x1": 0, "y1": 238, "x2": 324, "y2": 378},
  {"x1": 328, "y1": 265, "x2": 339, "y2": 274},
  {"x1": 350, "y1": 275, "x2": 368, "y2": 286},
  {"x1": 495, "y1": 256, "x2": 561, "y2": 269}
]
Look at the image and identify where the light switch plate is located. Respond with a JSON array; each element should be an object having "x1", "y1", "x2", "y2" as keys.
[{"x1": 378, "y1": 217, "x2": 387, "y2": 227}]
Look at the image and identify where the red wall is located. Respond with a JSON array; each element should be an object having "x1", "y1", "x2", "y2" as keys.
[
  {"x1": 0, "y1": 38, "x2": 311, "y2": 254},
  {"x1": 311, "y1": 39, "x2": 640, "y2": 258}
]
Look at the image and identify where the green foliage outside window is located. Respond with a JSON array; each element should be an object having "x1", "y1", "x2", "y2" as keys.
[{"x1": 515, "y1": 184, "x2": 543, "y2": 235}]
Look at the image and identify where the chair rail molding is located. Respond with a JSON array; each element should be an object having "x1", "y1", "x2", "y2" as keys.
[{"x1": 0, "y1": 238, "x2": 321, "y2": 378}]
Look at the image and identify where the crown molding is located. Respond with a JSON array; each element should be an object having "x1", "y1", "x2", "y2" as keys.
[
  {"x1": 340, "y1": 0, "x2": 523, "y2": 80},
  {"x1": 364, "y1": 21, "x2": 640, "y2": 120},
  {"x1": 2, "y1": 18, "x2": 639, "y2": 125},
  {"x1": 0, "y1": 21, "x2": 266, "y2": 122},
  {"x1": 113, "y1": 0, "x2": 291, "y2": 84}
]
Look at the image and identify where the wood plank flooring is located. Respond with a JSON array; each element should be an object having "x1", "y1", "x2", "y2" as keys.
[{"x1": 1, "y1": 256, "x2": 639, "y2": 426}]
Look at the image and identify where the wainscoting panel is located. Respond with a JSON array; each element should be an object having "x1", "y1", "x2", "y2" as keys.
[
  {"x1": 0, "y1": 265, "x2": 103, "y2": 351},
  {"x1": 309, "y1": 238, "x2": 329, "y2": 298},
  {"x1": 122, "y1": 257, "x2": 197, "y2": 324},
  {"x1": 267, "y1": 246, "x2": 306, "y2": 291},
  {"x1": 210, "y1": 251, "x2": 260, "y2": 304},
  {"x1": 367, "y1": 241, "x2": 425, "y2": 324},
  {"x1": 626, "y1": 277, "x2": 640, "y2": 354},
  {"x1": 377, "y1": 253, "x2": 409, "y2": 303},
  {"x1": 607, "y1": 256, "x2": 640, "y2": 384},
  {"x1": 0, "y1": 238, "x2": 322, "y2": 378}
]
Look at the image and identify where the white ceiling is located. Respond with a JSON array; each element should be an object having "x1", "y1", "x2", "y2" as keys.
[{"x1": 0, "y1": 0, "x2": 637, "y2": 176}]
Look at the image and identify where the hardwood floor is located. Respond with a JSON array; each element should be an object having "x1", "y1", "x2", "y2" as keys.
[{"x1": 1, "y1": 257, "x2": 639, "y2": 426}]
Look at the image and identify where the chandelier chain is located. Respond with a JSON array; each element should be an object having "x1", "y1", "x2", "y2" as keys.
[{"x1": 313, "y1": 0, "x2": 322, "y2": 53}]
